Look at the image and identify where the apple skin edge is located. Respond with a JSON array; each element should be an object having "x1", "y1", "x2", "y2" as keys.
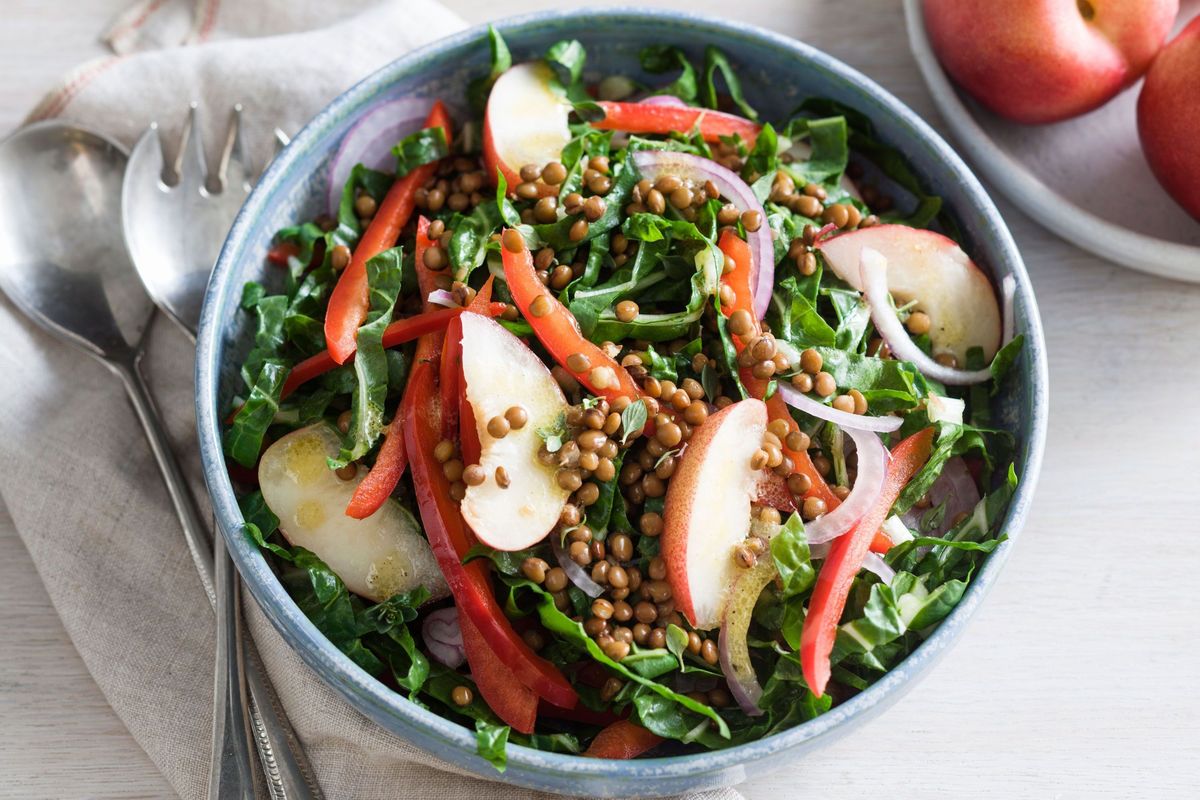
[
  {"x1": 817, "y1": 224, "x2": 1002, "y2": 364},
  {"x1": 924, "y1": 0, "x2": 1178, "y2": 124},
  {"x1": 1138, "y1": 14, "x2": 1200, "y2": 222},
  {"x1": 662, "y1": 398, "x2": 768, "y2": 630}
]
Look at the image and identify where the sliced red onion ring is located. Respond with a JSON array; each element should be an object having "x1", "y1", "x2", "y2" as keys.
[
  {"x1": 551, "y1": 535, "x2": 604, "y2": 598},
  {"x1": 327, "y1": 97, "x2": 433, "y2": 214},
  {"x1": 861, "y1": 247, "x2": 1005, "y2": 386},
  {"x1": 860, "y1": 552, "x2": 895, "y2": 583},
  {"x1": 809, "y1": 541, "x2": 894, "y2": 583},
  {"x1": 902, "y1": 456, "x2": 980, "y2": 538},
  {"x1": 639, "y1": 94, "x2": 690, "y2": 107},
  {"x1": 1001, "y1": 274, "x2": 1016, "y2": 344},
  {"x1": 777, "y1": 381, "x2": 903, "y2": 433},
  {"x1": 426, "y1": 289, "x2": 458, "y2": 308},
  {"x1": 803, "y1": 427, "x2": 889, "y2": 545},
  {"x1": 630, "y1": 150, "x2": 774, "y2": 319},
  {"x1": 718, "y1": 560, "x2": 776, "y2": 716},
  {"x1": 422, "y1": 606, "x2": 465, "y2": 669}
]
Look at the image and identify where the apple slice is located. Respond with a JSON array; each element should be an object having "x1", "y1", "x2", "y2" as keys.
[
  {"x1": 818, "y1": 225, "x2": 1001, "y2": 363},
  {"x1": 662, "y1": 398, "x2": 769, "y2": 630},
  {"x1": 458, "y1": 312, "x2": 570, "y2": 551},
  {"x1": 258, "y1": 424, "x2": 447, "y2": 603},
  {"x1": 483, "y1": 62, "x2": 572, "y2": 196}
]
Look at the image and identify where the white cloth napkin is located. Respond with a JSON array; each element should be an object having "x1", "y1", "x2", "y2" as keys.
[{"x1": 0, "y1": 1, "x2": 744, "y2": 798}]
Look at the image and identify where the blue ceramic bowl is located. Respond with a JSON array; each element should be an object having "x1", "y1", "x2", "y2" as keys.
[{"x1": 197, "y1": 8, "x2": 1047, "y2": 797}]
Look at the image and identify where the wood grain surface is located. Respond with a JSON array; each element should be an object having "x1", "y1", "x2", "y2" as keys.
[{"x1": 2, "y1": 1, "x2": 1198, "y2": 798}]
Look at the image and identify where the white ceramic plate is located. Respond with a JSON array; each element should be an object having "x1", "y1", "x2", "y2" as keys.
[{"x1": 904, "y1": 0, "x2": 1200, "y2": 283}]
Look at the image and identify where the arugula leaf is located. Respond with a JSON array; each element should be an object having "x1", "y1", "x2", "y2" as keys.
[
  {"x1": 536, "y1": 411, "x2": 568, "y2": 454},
  {"x1": 770, "y1": 276, "x2": 836, "y2": 347},
  {"x1": 640, "y1": 45, "x2": 698, "y2": 102},
  {"x1": 801, "y1": 346, "x2": 926, "y2": 412},
  {"x1": 449, "y1": 200, "x2": 504, "y2": 275},
  {"x1": 779, "y1": 116, "x2": 849, "y2": 186},
  {"x1": 701, "y1": 46, "x2": 758, "y2": 120},
  {"x1": 329, "y1": 246, "x2": 404, "y2": 468},
  {"x1": 467, "y1": 25, "x2": 512, "y2": 112},
  {"x1": 544, "y1": 39, "x2": 587, "y2": 98},
  {"x1": 504, "y1": 578, "x2": 730, "y2": 737},
  {"x1": 392, "y1": 126, "x2": 449, "y2": 178}
]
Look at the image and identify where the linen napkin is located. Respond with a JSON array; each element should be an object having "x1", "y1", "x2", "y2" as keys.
[{"x1": 0, "y1": 1, "x2": 743, "y2": 798}]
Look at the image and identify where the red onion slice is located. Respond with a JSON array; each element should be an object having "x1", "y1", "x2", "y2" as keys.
[
  {"x1": 902, "y1": 456, "x2": 980, "y2": 538},
  {"x1": 426, "y1": 289, "x2": 458, "y2": 308},
  {"x1": 718, "y1": 559, "x2": 776, "y2": 716},
  {"x1": 803, "y1": 427, "x2": 889, "y2": 545},
  {"x1": 860, "y1": 247, "x2": 997, "y2": 386},
  {"x1": 639, "y1": 94, "x2": 690, "y2": 107},
  {"x1": 551, "y1": 535, "x2": 604, "y2": 598},
  {"x1": 777, "y1": 381, "x2": 903, "y2": 433},
  {"x1": 860, "y1": 552, "x2": 896, "y2": 584},
  {"x1": 630, "y1": 150, "x2": 774, "y2": 319},
  {"x1": 327, "y1": 97, "x2": 433, "y2": 214},
  {"x1": 422, "y1": 606, "x2": 465, "y2": 669}
]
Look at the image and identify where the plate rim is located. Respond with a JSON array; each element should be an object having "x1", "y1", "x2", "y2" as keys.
[{"x1": 903, "y1": 0, "x2": 1200, "y2": 283}]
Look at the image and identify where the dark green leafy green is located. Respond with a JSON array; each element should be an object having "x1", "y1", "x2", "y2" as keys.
[
  {"x1": 329, "y1": 246, "x2": 404, "y2": 468},
  {"x1": 640, "y1": 45, "x2": 698, "y2": 102},
  {"x1": 701, "y1": 46, "x2": 758, "y2": 120},
  {"x1": 392, "y1": 126, "x2": 449, "y2": 178}
]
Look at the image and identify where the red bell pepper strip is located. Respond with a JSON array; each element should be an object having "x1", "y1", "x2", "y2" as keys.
[
  {"x1": 439, "y1": 313, "x2": 463, "y2": 442},
  {"x1": 280, "y1": 306, "x2": 504, "y2": 401},
  {"x1": 344, "y1": 412, "x2": 409, "y2": 520},
  {"x1": 500, "y1": 235, "x2": 645, "y2": 410},
  {"x1": 405, "y1": 361, "x2": 578, "y2": 709},
  {"x1": 458, "y1": 607, "x2": 538, "y2": 734},
  {"x1": 267, "y1": 241, "x2": 301, "y2": 267},
  {"x1": 592, "y1": 101, "x2": 761, "y2": 145},
  {"x1": 583, "y1": 719, "x2": 664, "y2": 759},
  {"x1": 323, "y1": 102, "x2": 454, "y2": 365},
  {"x1": 800, "y1": 427, "x2": 935, "y2": 698},
  {"x1": 342, "y1": 218, "x2": 454, "y2": 520},
  {"x1": 716, "y1": 230, "x2": 879, "y2": 540}
]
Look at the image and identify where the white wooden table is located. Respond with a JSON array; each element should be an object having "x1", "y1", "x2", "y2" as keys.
[{"x1": 2, "y1": 1, "x2": 1198, "y2": 798}]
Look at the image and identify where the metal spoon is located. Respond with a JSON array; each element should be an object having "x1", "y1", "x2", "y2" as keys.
[{"x1": 0, "y1": 121, "x2": 314, "y2": 800}]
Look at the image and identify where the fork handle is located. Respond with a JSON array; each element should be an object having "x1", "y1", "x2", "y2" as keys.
[
  {"x1": 113, "y1": 362, "x2": 324, "y2": 800},
  {"x1": 212, "y1": 537, "x2": 256, "y2": 799}
]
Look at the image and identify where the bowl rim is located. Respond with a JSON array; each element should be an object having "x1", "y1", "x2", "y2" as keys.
[{"x1": 197, "y1": 5, "x2": 1048, "y2": 787}]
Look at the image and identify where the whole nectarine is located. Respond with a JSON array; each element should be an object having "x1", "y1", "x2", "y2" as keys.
[
  {"x1": 1138, "y1": 15, "x2": 1200, "y2": 221},
  {"x1": 924, "y1": 0, "x2": 1178, "y2": 123}
]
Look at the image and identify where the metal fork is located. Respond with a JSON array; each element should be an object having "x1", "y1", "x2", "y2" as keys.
[{"x1": 122, "y1": 104, "x2": 320, "y2": 800}]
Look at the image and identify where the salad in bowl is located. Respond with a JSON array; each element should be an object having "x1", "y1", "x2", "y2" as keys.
[{"x1": 223, "y1": 29, "x2": 1024, "y2": 769}]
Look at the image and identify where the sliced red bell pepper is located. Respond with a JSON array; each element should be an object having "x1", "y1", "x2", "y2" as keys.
[
  {"x1": 267, "y1": 241, "x2": 301, "y2": 266},
  {"x1": 717, "y1": 230, "x2": 869, "y2": 536},
  {"x1": 500, "y1": 235, "x2": 644, "y2": 410},
  {"x1": 323, "y1": 102, "x2": 454, "y2": 364},
  {"x1": 439, "y1": 313, "x2": 463, "y2": 442},
  {"x1": 345, "y1": 220, "x2": 489, "y2": 520},
  {"x1": 583, "y1": 719, "x2": 664, "y2": 759},
  {"x1": 800, "y1": 426, "x2": 935, "y2": 698},
  {"x1": 344, "y1": 411, "x2": 408, "y2": 520},
  {"x1": 458, "y1": 607, "x2": 538, "y2": 734},
  {"x1": 405, "y1": 362, "x2": 578, "y2": 709},
  {"x1": 592, "y1": 101, "x2": 761, "y2": 145},
  {"x1": 280, "y1": 306, "x2": 503, "y2": 401}
]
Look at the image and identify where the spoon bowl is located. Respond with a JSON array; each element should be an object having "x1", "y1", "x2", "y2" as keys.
[{"x1": 0, "y1": 121, "x2": 151, "y2": 359}]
